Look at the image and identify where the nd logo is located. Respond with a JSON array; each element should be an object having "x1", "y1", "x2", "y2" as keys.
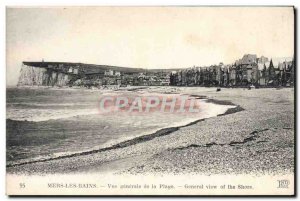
[{"x1": 277, "y1": 180, "x2": 290, "y2": 188}]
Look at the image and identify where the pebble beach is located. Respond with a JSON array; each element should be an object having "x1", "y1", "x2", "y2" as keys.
[{"x1": 7, "y1": 87, "x2": 294, "y2": 175}]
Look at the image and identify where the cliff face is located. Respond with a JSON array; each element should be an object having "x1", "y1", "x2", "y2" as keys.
[
  {"x1": 17, "y1": 64, "x2": 71, "y2": 87},
  {"x1": 17, "y1": 61, "x2": 175, "y2": 88}
]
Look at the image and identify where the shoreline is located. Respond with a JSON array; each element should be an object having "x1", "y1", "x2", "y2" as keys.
[
  {"x1": 6, "y1": 87, "x2": 294, "y2": 175},
  {"x1": 7, "y1": 96, "x2": 242, "y2": 168},
  {"x1": 8, "y1": 85, "x2": 295, "y2": 92}
]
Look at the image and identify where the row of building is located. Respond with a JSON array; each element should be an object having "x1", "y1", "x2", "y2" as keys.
[
  {"x1": 77, "y1": 71, "x2": 171, "y2": 87},
  {"x1": 20, "y1": 55, "x2": 295, "y2": 88},
  {"x1": 170, "y1": 54, "x2": 295, "y2": 87}
]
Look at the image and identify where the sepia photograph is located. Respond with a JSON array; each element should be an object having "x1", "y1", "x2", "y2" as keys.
[{"x1": 5, "y1": 6, "x2": 295, "y2": 196}]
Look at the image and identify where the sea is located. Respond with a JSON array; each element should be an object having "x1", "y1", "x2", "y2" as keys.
[{"x1": 6, "y1": 87, "x2": 235, "y2": 166}]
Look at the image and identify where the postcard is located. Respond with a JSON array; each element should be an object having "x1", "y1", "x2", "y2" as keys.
[{"x1": 6, "y1": 6, "x2": 295, "y2": 196}]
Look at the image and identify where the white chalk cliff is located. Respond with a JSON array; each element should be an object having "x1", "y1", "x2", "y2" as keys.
[{"x1": 17, "y1": 64, "x2": 71, "y2": 86}]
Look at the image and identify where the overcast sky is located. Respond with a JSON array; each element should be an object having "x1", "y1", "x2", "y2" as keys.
[{"x1": 7, "y1": 7, "x2": 294, "y2": 86}]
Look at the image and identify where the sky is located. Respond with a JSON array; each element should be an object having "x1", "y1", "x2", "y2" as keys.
[{"x1": 6, "y1": 7, "x2": 294, "y2": 86}]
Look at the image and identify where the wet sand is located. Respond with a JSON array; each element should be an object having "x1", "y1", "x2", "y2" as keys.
[{"x1": 7, "y1": 87, "x2": 294, "y2": 175}]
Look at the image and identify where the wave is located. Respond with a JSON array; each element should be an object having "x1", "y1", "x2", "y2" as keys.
[
  {"x1": 7, "y1": 102, "x2": 94, "y2": 107},
  {"x1": 6, "y1": 127, "x2": 159, "y2": 167},
  {"x1": 7, "y1": 103, "x2": 242, "y2": 168},
  {"x1": 6, "y1": 108, "x2": 100, "y2": 122}
]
